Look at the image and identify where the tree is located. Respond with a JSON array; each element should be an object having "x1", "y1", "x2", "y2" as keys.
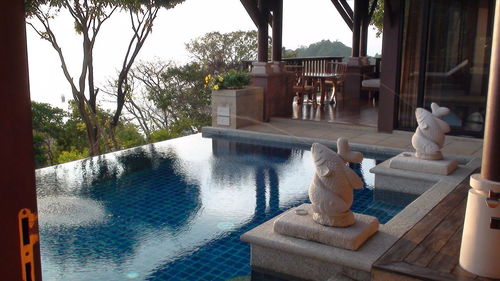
[
  {"x1": 282, "y1": 47, "x2": 299, "y2": 59},
  {"x1": 370, "y1": 0, "x2": 384, "y2": 37},
  {"x1": 121, "y1": 60, "x2": 211, "y2": 139},
  {"x1": 25, "y1": 0, "x2": 185, "y2": 156},
  {"x1": 185, "y1": 30, "x2": 259, "y2": 73},
  {"x1": 31, "y1": 102, "x2": 66, "y2": 167},
  {"x1": 295, "y1": 40, "x2": 352, "y2": 58}
]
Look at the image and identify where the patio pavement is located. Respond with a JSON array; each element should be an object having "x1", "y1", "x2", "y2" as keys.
[{"x1": 240, "y1": 118, "x2": 483, "y2": 158}]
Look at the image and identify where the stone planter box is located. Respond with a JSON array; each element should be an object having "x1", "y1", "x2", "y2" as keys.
[{"x1": 211, "y1": 87, "x2": 264, "y2": 129}]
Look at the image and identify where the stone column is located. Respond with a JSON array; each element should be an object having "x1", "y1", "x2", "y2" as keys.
[{"x1": 250, "y1": 62, "x2": 291, "y2": 122}]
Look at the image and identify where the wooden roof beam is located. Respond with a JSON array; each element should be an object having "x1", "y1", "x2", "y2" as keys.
[
  {"x1": 339, "y1": 0, "x2": 354, "y2": 19},
  {"x1": 240, "y1": 0, "x2": 260, "y2": 28},
  {"x1": 331, "y1": 0, "x2": 353, "y2": 31},
  {"x1": 240, "y1": 0, "x2": 272, "y2": 28}
]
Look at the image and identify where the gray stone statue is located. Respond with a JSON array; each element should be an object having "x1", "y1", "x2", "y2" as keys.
[
  {"x1": 308, "y1": 138, "x2": 363, "y2": 227},
  {"x1": 412, "y1": 102, "x2": 451, "y2": 160}
]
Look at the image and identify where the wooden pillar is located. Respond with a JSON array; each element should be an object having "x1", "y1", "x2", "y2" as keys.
[
  {"x1": 0, "y1": 1, "x2": 43, "y2": 280},
  {"x1": 481, "y1": 0, "x2": 500, "y2": 182},
  {"x1": 352, "y1": 0, "x2": 362, "y2": 57},
  {"x1": 257, "y1": 0, "x2": 269, "y2": 62},
  {"x1": 377, "y1": 0, "x2": 404, "y2": 133},
  {"x1": 359, "y1": 0, "x2": 369, "y2": 57},
  {"x1": 271, "y1": 0, "x2": 283, "y2": 62}
]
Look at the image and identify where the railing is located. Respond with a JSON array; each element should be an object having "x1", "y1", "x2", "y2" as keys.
[
  {"x1": 282, "y1": 56, "x2": 344, "y2": 75},
  {"x1": 239, "y1": 56, "x2": 345, "y2": 75}
]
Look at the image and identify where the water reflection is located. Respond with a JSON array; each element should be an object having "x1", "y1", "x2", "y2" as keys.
[{"x1": 211, "y1": 138, "x2": 293, "y2": 218}]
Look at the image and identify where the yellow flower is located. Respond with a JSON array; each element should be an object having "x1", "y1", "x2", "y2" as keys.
[
  {"x1": 213, "y1": 85, "x2": 219, "y2": 90},
  {"x1": 218, "y1": 77, "x2": 224, "y2": 82}
]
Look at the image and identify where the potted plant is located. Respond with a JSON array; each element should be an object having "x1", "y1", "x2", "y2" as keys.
[{"x1": 207, "y1": 70, "x2": 263, "y2": 129}]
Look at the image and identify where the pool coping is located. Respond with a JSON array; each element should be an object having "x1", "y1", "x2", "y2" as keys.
[
  {"x1": 202, "y1": 126, "x2": 475, "y2": 164},
  {"x1": 202, "y1": 126, "x2": 481, "y2": 280}
]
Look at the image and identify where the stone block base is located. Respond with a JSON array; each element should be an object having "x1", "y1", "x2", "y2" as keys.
[
  {"x1": 211, "y1": 87, "x2": 263, "y2": 129},
  {"x1": 389, "y1": 152, "x2": 458, "y2": 175},
  {"x1": 370, "y1": 156, "x2": 449, "y2": 195},
  {"x1": 273, "y1": 204, "x2": 379, "y2": 251}
]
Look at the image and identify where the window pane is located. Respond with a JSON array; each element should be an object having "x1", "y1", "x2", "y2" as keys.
[{"x1": 423, "y1": 0, "x2": 493, "y2": 136}]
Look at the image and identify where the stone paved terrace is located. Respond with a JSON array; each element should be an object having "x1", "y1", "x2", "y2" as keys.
[{"x1": 239, "y1": 118, "x2": 483, "y2": 158}]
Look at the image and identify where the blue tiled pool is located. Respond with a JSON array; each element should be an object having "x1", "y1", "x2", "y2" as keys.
[{"x1": 36, "y1": 134, "x2": 415, "y2": 281}]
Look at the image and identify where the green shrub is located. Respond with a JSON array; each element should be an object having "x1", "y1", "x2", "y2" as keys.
[
  {"x1": 57, "y1": 148, "x2": 89, "y2": 164},
  {"x1": 204, "y1": 70, "x2": 251, "y2": 90}
]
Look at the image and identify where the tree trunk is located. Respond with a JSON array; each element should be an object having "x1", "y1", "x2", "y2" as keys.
[{"x1": 77, "y1": 99, "x2": 100, "y2": 156}]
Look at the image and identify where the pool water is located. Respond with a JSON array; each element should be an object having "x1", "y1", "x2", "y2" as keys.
[{"x1": 36, "y1": 134, "x2": 415, "y2": 281}]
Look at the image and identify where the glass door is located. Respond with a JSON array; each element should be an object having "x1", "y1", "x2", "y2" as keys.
[{"x1": 398, "y1": 0, "x2": 495, "y2": 137}]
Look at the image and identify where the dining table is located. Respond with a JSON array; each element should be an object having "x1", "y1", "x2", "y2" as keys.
[{"x1": 303, "y1": 72, "x2": 342, "y2": 105}]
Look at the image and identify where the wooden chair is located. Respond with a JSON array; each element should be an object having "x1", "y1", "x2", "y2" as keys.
[
  {"x1": 361, "y1": 78, "x2": 380, "y2": 100},
  {"x1": 286, "y1": 65, "x2": 315, "y2": 105},
  {"x1": 324, "y1": 62, "x2": 347, "y2": 104}
]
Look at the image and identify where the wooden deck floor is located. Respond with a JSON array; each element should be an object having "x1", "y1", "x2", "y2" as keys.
[{"x1": 372, "y1": 170, "x2": 497, "y2": 281}]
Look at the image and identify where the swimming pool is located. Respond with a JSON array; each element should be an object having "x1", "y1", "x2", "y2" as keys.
[{"x1": 36, "y1": 134, "x2": 415, "y2": 281}]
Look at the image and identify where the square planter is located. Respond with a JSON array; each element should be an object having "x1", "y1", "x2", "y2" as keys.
[{"x1": 211, "y1": 87, "x2": 264, "y2": 129}]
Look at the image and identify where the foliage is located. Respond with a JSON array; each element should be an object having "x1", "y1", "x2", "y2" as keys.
[
  {"x1": 31, "y1": 101, "x2": 66, "y2": 134},
  {"x1": 57, "y1": 147, "x2": 89, "y2": 164},
  {"x1": 295, "y1": 40, "x2": 352, "y2": 58},
  {"x1": 371, "y1": 0, "x2": 384, "y2": 37},
  {"x1": 31, "y1": 100, "x2": 145, "y2": 168},
  {"x1": 204, "y1": 70, "x2": 250, "y2": 90},
  {"x1": 185, "y1": 30, "x2": 259, "y2": 73},
  {"x1": 31, "y1": 102, "x2": 67, "y2": 167},
  {"x1": 114, "y1": 123, "x2": 146, "y2": 148},
  {"x1": 149, "y1": 129, "x2": 181, "y2": 142},
  {"x1": 282, "y1": 47, "x2": 299, "y2": 59},
  {"x1": 123, "y1": 60, "x2": 211, "y2": 138}
]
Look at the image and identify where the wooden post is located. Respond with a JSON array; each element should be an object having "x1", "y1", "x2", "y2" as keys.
[
  {"x1": 271, "y1": 0, "x2": 283, "y2": 62},
  {"x1": 481, "y1": 0, "x2": 500, "y2": 182},
  {"x1": 352, "y1": 0, "x2": 361, "y2": 57},
  {"x1": 377, "y1": 0, "x2": 403, "y2": 133},
  {"x1": 0, "y1": 1, "x2": 43, "y2": 280},
  {"x1": 257, "y1": 0, "x2": 269, "y2": 62},
  {"x1": 359, "y1": 0, "x2": 369, "y2": 57}
]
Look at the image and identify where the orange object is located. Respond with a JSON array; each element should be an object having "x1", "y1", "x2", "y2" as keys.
[{"x1": 18, "y1": 208, "x2": 39, "y2": 281}]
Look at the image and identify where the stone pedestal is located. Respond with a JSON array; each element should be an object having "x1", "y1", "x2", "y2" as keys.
[
  {"x1": 344, "y1": 58, "x2": 364, "y2": 100},
  {"x1": 459, "y1": 174, "x2": 500, "y2": 279},
  {"x1": 211, "y1": 87, "x2": 263, "y2": 129},
  {"x1": 370, "y1": 158, "x2": 445, "y2": 195},
  {"x1": 250, "y1": 61, "x2": 291, "y2": 121},
  {"x1": 273, "y1": 204, "x2": 379, "y2": 251},
  {"x1": 389, "y1": 152, "x2": 458, "y2": 175}
]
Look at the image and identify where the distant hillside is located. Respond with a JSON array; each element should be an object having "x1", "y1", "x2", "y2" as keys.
[{"x1": 295, "y1": 40, "x2": 352, "y2": 58}]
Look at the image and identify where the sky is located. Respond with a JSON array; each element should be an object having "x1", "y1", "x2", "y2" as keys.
[{"x1": 26, "y1": 0, "x2": 382, "y2": 109}]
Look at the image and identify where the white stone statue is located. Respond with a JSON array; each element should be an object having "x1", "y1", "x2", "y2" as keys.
[
  {"x1": 308, "y1": 138, "x2": 363, "y2": 227},
  {"x1": 412, "y1": 102, "x2": 451, "y2": 160}
]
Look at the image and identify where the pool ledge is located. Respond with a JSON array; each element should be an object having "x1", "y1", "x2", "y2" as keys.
[
  {"x1": 202, "y1": 126, "x2": 482, "y2": 280},
  {"x1": 241, "y1": 158, "x2": 480, "y2": 281},
  {"x1": 202, "y1": 126, "x2": 475, "y2": 164}
]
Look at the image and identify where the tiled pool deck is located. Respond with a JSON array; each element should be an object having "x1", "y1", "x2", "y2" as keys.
[{"x1": 240, "y1": 118, "x2": 483, "y2": 158}]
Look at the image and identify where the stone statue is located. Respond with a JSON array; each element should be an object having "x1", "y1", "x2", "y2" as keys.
[
  {"x1": 308, "y1": 138, "x2": 363, "y2": 227},
  {"x1": 412, "y1": 102, "x2": 451, "y2": 160}
]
